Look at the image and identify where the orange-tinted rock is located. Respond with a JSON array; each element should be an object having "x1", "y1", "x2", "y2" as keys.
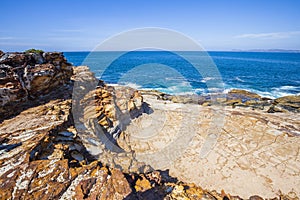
[
  {"x1": 134, "y1": 174, "x2": 152, "y2": 192},
  {"x1": 0, "y1": 51, "x2": 73, "y2": 121},
  {"x1": 228, "y1": 89, "x2": 261, "y2": 100}
]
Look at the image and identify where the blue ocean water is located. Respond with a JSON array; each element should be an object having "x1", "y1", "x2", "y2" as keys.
[{"x1": 64, "y1": 51, "x2": 300, "y2": 98}]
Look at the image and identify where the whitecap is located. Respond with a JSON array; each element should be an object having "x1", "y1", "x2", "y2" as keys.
[
  {"x1": 200, "y1": 77, "x2": 216, "y2": 83},
  {"x1": 235, "y1": 77, "x2": 245, "y2": 82},
  {"x1": 277, "y1": 85, "x2": 300, "y2": 90}
]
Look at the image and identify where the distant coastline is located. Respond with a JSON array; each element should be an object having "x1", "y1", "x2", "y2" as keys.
[
  {"x1": 229, "y1": 49, "x2": 300, "y2": 53},
  {"x1": 60, "y1": 49, "x2": 300, "y2": 53},
  {"x1": 4, "y1": 49, "x2": 299, "y2": 54}
]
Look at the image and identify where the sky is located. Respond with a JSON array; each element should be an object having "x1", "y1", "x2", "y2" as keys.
[{"x1": 1, "y1": 0, "x2": 300, "y2": 51}]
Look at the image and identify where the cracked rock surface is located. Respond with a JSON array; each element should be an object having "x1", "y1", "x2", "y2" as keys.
[{"x1": 127, "y1": 94, "x2": 300, "y2": 198}]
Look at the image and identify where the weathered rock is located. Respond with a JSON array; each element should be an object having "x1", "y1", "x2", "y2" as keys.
[
  {"x1": 228, "y1": 89, "x2": 261, "y2": 100},
  {"x1": 0, "y1": 51, "x2": 73, "y2": 122},
  {"x1": 72, "y1": 66, "x2": 154, "y2": 173},
  {"x1": 273, "y1": 95, "x2": 300, "y2": 112},
  {"x1": 146, "y1": 88, "x2": 300, "y2": 113},
  {"x1": 224, "y1": 99, "x2": 242, "y2": 106},
  {"x1": 0, "y1": 95, "x2": 132, "y2": 200},
  {"x1": 267, "y1": 105, "x2": 285, "y2": 113},
  {"x1": 134, "y1": 174, "x2": 152, "y2": 192},
  {"x1": 0, "y1": 64, "x2": 28, "y2": 106},
  {"x1": 140, "y1": 89, "x2": 272, "y2": 111}
]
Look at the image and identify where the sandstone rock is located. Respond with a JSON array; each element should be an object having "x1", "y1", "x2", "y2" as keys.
[
  {"x1": 134, "y1": 174, "x2": 152, "y2": 192},
  {"x1": 73, "y1": 66, "x2": 153, "y2": 173},
  {"x1": 202, "y1": 101, "x2": 211, "y2": 106},
  {"x1": 225, "y1": 99, "x2": 242, "y2": 106},
  {"x1": 228, "y1": 89, "x2": 261, "y2": 100},
  {"x1": 267, "y1": 105, "x2": 285, "y2": 113},
  {"x1": 0, "y1": 51, "x2": 73, "y2": 122},
  {"x1": 0, "y1": 95, "x2": 132, "y2": 200},
  {"x1": 273, "y1": 95, "x2": 300, "y2": 112},
  {"x1": 0, "y1": 64, "x2": 28, "y2": 106},
  {"x1": 166, "y1": 183, "x2": 206, "y2": 199}
]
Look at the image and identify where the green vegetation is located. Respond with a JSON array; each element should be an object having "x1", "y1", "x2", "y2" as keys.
[{"x1": 25, "y1": 49, "x2": 44, "y2": 54}]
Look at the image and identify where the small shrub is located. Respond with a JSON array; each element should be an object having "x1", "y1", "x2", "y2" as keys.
[{"x1": 25, "y1": 49, "x2": 44, "y2": 54}]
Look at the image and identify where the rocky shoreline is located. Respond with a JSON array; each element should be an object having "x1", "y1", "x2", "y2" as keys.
[
  {"x1": 138, "y1": 88, "x2": 300, "y2": 114},
  {"x1": 0, "y1": 51, "x2": 299, "y2": 199}
]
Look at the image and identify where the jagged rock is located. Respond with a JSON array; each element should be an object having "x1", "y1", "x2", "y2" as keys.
[
  {"x1": 72, "y1": 66, "x2": 154, "y2": 173},
  {"x1": 0, "y1": 94, "x2": 132, "y2": 199},
  {"x1": 0, "y1": 51, "x2": 73, "y2": 121},
  {"x1": 0, "y1": 64, "x2": 28, "y2": 106},
  {"x1": 134, "y1": 174, "x2": 152, "y2": 192}
]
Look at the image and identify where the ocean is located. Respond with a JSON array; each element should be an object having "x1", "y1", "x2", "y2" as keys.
[{"x1": 64, "y1": 51, "x2": 300, "y2": 98}]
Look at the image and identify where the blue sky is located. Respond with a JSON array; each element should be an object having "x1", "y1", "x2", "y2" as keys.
[{"x1": 1, "y1": 0, "x2": 300, "y2": 51}]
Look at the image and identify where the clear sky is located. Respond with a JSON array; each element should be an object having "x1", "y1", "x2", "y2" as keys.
[{"x1": 1, "y1": 0, "x2": 300, "y2": 51}]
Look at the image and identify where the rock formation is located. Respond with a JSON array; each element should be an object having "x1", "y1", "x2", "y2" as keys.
[
  {"x1": 0, "y1": 51, "x2": 73, "y2": 122},
  {"x1": 140, "y1": 89, "x2": 299, "y2": 113},
  {"x1": 0, "y1": 50, "x2": 299, "y2": 199}
]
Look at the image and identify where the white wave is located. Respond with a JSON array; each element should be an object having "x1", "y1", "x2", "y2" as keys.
[
  {"x1": 275, "y1": 85, "x2": 300, "y2": 90},
  {"x1": 252, "y1": 91, "x2": 276, "y2": 99},
  {"x1": 194, "y1": 88, "x2": 206, "y2": 94},
  {"x1": 207, "y1": 87, "x2": 225, "y2": 93},
  {"x1": 158, "y1": 83, "x2": 194, "y2": 95},
  {"x1": 246, "y1": 88, "x2": 298, "y2": 99},
  {"x1": 200, "y1": 77, "x2": 216, "y2": 83},
  {"x1": 267, "y1": 85, "x2": 300, "y2": 98},
  {"x1": 108, "y1": 81, "x2": 299, "y2": 98},
  {"x1": 108, "y1": 82, "x2": 142, "y2": 90},
  {"x1": 107, "y1": 83, "x2": 119, "y2": 87},
  {"x1": 235, "y1": 77, "x2": 245, "y2": 82}
]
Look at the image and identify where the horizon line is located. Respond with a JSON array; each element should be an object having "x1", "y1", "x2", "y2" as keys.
[
  {"x1": 2, "y1": 49, "x2": 300, "y2": 53},
  {"x1": 61, "y1": 49, "x2": 300, "y2": 53}
]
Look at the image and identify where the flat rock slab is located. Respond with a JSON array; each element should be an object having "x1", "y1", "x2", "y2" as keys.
[{"x1": 125, "y1": 94, "x2": 300, "y2": 198}]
